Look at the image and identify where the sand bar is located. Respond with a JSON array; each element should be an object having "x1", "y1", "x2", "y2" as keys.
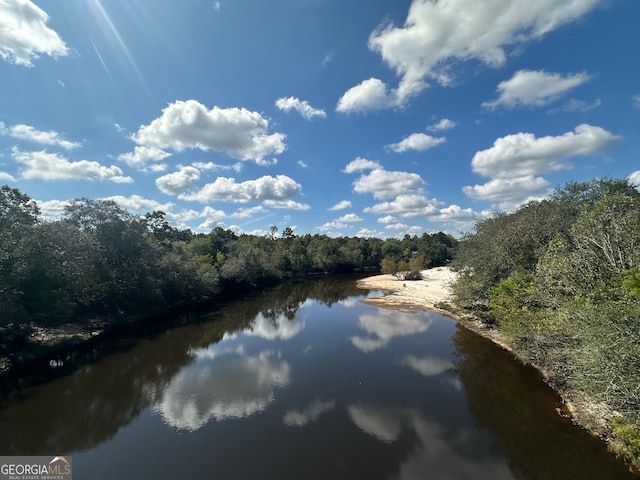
[{"x1": 356, "y1": 266, "x2": 458, "y2": 313}]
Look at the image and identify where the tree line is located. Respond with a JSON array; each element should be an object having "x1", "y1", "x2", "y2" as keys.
[
  {"x1": 450, "y1": 177, "x2": 640, "y2": 468},
  {"x1": 0, "y1": 185, "x2": 457, "y2": 335}
]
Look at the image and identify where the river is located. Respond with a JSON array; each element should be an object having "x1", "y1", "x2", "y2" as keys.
[{"x1": 0, "y1": 275, "x2": 635, "y2": 479}]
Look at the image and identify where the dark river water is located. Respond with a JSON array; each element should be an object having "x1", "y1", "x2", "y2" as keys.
[{"x1": 0, "y1": 275, "x2": 636, "y2": 479}]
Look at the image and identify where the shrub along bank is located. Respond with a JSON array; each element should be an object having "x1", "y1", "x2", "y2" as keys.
[{"x1": 450, "y1": 177, "x2": 640, "y2": 470}]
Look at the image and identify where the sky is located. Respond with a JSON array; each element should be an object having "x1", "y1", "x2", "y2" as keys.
[{"x1": 0, "y1": 0, "x2": 639, "y2": 238}]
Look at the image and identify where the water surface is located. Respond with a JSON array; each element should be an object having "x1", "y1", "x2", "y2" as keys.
[{"x1": 0, "y1": 276, "x2": 635, "y2": 479}]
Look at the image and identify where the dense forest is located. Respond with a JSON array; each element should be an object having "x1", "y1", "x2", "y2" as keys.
[
  {"x1": 0, "y1": 184, "x2": 457, "y2": 356},
  {"x1": 450, "y1": 177, "x2": 640, "y2": 468}
]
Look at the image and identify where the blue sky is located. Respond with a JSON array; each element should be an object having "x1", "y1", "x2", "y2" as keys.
[{"x1": 1, "y1": 0, "x2": 638, "y2": 237}]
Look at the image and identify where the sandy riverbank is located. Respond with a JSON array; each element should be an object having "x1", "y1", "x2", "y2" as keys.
[{"x1": 356, "y1": 266, "x2": 458, "y2": 314}]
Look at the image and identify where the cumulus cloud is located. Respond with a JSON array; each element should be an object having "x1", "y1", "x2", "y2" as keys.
[
  {"x1": 156, "y1": 166, "x2": 201, "y2": 195},
  {"x1": 428, "y1": 204, "x2": 490, "y2": 226},
  {"x1": 0, "y1": 0, "x2": 69, "y2": 66},
  {"x1": 178, "y1": 174, "x2": 302, "y2": 204},
  {"x1": 100, "y1": 194, "x2": 173, "y2": 214},
  {"x1": 0, "y1": 171, "x2": 17, "y2": 182},
  {"x1": 342, "y1": 157, "x2": 382, "y2": 173},
  {"x1": 263, "y1": 199, "x2": 310, "y2": 210},
  {"x1": 463, "y1": 176, "x2": 553, "y2": 210},
  {"x1": 336, "y1": 78, "x2": 397, "y2": 113},
  {"x1": 275, "y1": 96, "x2": 326, "y2": 120},
  {"x1": 328, "y1": 200, "x2": 352, "y2": 210},
  {"x1": 354, "y1": 169, "x2": 425, "y2": 199},
  {"x1": 35, "y1": 198, "x2": 69, "y2": 219},
  {"x1": 118, "y1": 146, "x2": 171, "y2": 169},
  {"x1": 364, "y1": 193, "x2": 440, "y2": 218},
  {"x1": 12, "y1": 148, "x2": 132, "y2": 183},
  {"x1": 427, "y1": 118, "x2": 457, "y2": 131},
  {"x1": 470, "y1": 124, "x2": 621, "y2": 179},
  {"x1": 385, "y1": 133, "x2": 445, "y2": 153},
  {"x1": 337, "y1": 213, "x2": 363, "y2": 222},
  {"x1": 130, "y1": 100, "x2": 286, "y2": 165},
  {"x1": 628, "y1": 171, "x2": 640, "y2": 189},
  {"x1": 316, "y1": 220, "x2": 348, "y2": 233},
  {"x1": 339, "y1": 0, "x2": 599, "y2": 112},
  {"x1": 0, "y1": 122, "x2": 80, "y2": 149},
  {"x1": 483, "y1": 70, "x2": 591, "y2": 110}
]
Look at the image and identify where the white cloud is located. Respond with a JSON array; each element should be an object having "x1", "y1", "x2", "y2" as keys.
[
  {"x1": 385, "y1": 222, "x2": 410, "y2": 231},
  {"x1": 336, "y1": 77, "x2": 397, "y2": 113},
  {"x1": 354, "y1": 169, "x2": 425, "y2": 199},
  {"x1": 377, "y1": 215, "x2": 397, "y2": 224},
  {"x1": 297, "y1": 160, "x2": 308, "y2": 168},
  {"x1": 427, "y1": 118, "x2": 457, "y2": 131},
  {"x1": 341, "y1": 0, "x2": 599, "y2": 111},
  {"x1": 342, "y1": 157, "x2": 382, "y2": 173},
  {"x1": 192, "y1": 161, "x2": 243, "y2": 172},
  {"x1": 0, "y1": 123, "x2": 80, "y2": 149},
  {"x1": 263, "y1": 199, "x2": 311, "y2": 210},
  {"x1": 471, "y1": 124, "x2": 621, "y2": 179},
  {"x1": 328, "y1": 200, "x2": 352, "y2": 210},
  {"x1": 156, "y1": 166, "x2": 201, "y2": 195},
  {"x1": 131, "y1": 100, "x2": 286, "y2": 165},
  {"x1": 35, "y1": 198, "x2": 69, "y2": 219},
  {"x1": 229, "y1": 205, "x2": 268, "y2": 219},
  {"x1": 179, "y1": 174, "x2": 302, "y2": 204},
  {"x1": 463, "y1": 175, "x2": 552, "y2": 209},
  {"x1": 355, "y1": 228, "x2": 384, "y2": 238},
  {"x1": 0, "y1": 171, "x2": 17, "y2": 182},
  {"x1": 0, "y1": 0, "x2": 68, "y2": 66},
  {"x1": 385, "y1": 133, "x2": 445, "y2": 153},
  {"x1": 364, "y1": 193, "x2": 441, "y2": 218},
  {"x1": 100, "y1": 194, "x2": 173, "y2": 214},
  {"x1": 195, "y1": 206, "x2": 227, "y2": 231},
  {"x1": 483, "y1": 70, "x2": 591, "y2": 110},
  {"x1": 213, "y1": 1, "x2": 221, "y2": 10},
  {"x1": 316, "y1": 220, "x2": 348, "y2": 232},
  {"x1": 12, "y1": 148, "x2": 132, "y2": 183},
  {"x1": 628, "y1": 171, "x2": 640, "y2": 190},
  {"x1": 548, "y1": 98, "x2": 601, "y2": 114},
  {"x1": 632, "y1": 94, "x2": 640, "y2": 109},
  {"x1": 337, "y1": 213, "x2": 363, "y2": 223},
  {"x1": 117, "y1": 146, "x2": 171, "y2": 169},
  {"x1": 429, "y1": 204, "x2": 490, "y2": 226},
  {"x1": 275, "y1": 96, "x2": 326, "y2": 120}
]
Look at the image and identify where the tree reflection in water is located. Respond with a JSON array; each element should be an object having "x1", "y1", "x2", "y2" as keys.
[{"x1": 452, "y1": 324, "x2": 636, "y2": 480}]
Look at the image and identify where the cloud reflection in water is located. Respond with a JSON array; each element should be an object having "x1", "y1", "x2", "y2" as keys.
[
  {"x1": 350, "y1": 311, "x2": 432, "y2": 352},
  {"x1": 154, "y1": 349, "x2": 290, "y2": 431}
]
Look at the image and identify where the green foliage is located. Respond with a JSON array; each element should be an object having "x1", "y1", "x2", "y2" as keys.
[
  {"x1": 623, "y1": 268, "x2": 640, "y2": 298},
  {"x1": 452, "y1": 176, "x2": 640, "y2": 468},
  {"x1": 610, "y1": 418, "x2": 640, "y2": 469},
  {"x1": 380, "y1": 256, "x2": 398, "y2": 276}
]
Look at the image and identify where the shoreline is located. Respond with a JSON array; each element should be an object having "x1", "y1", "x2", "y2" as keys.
[{"x1": 355, "y1": 266, "x2": 627, "y2": 463}]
